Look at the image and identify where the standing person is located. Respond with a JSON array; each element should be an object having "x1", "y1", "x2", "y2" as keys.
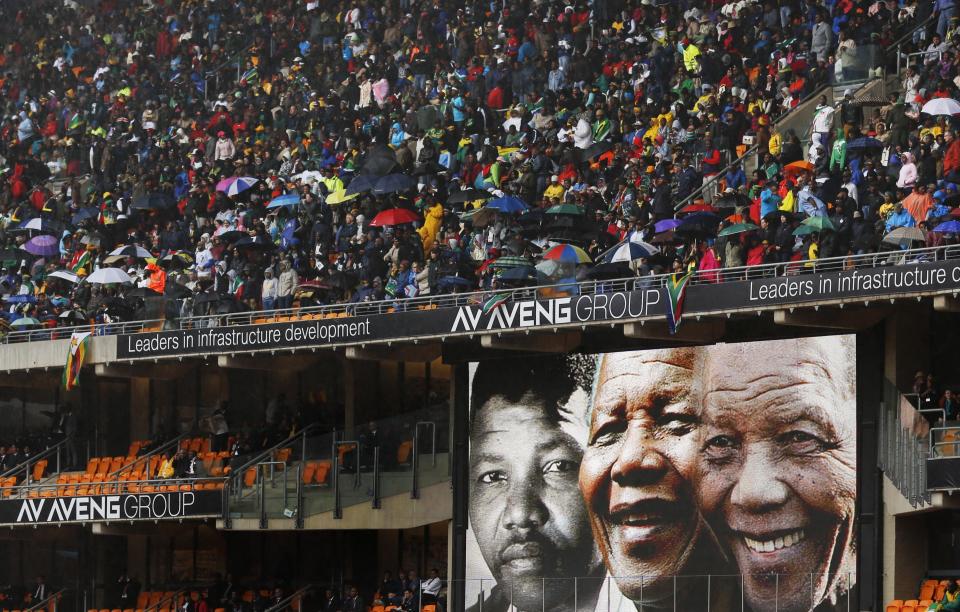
[
  {"x1": 261, "y1": 268, "x2": 278, "y2": 310},
  {"x1": 277, "y1": 260, "x2": 298, "y2": 309},
  {"x1": 341, "y1": 586, "x2": 364, "y2": 612},
  {"x1": 210, "y1": 403, "x2": 229, "y2": 453}
]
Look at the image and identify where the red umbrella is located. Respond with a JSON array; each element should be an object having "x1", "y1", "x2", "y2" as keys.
[
  {"x1": 678, "y1": 201, "x2": 718, "y2": 215},
  {"x1": 369, "y1": 207, "x2": 421, "y2": 227}
]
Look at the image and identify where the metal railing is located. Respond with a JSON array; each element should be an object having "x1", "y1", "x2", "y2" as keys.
[
  {"x1": 879, "y1": 381, "x2": 933, "y2": 506},
  {"x1": 24, "y1": 588, "x2": 66, "y2": 612},
  {"x1": 0, "y1": 435, "x2": 73, "y2": 485},
  {"x1": 264, "y1": 585, "x2": 312, "y2": 612},
  {"x1": 6, "y1": 244, "x2": 960, "y2": 347},
  {"x1": 108, "y1": 433, "x2": 190, "y2": 479},
  {"x1": 222, "y1": 408, "x2": 448, "y2": 528},
  {"x1": 4, "y1": 318, "x2": 162, "y2": 344},
  {"x1": 894, "y1": 14, "x2": 936, "y2": 75},
  {"x1": 0, "y1": 475, "x2": 226, "y2": 501},
  {"x1": 453, "y1": 573, "x2": 856, "y2": 612}
]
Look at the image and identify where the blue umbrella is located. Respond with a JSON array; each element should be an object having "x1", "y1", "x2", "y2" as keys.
[
  {"x1": 438, "y1": 275, "x2": 473, "y2": 289},
  {"x1": 934, "y1": 220, "x2": 960, "y2": 233},
  {"x1": 486, "y1": 195, "x2": 529, "y2": 213},
  {"x1": 18, "y1": 218, "x2": 61, "y2": 234},
  {"x1": 372, "y1": 173, "x2": 416, "y2": 195},
  {"x1": 654, "y1": 219, "x2": 682, "y2": 233},
  {"x1": 267, "y1": 193, "x2": 301, "y2": 209},
  {"x1": 345, "y1": 174, "x2": 377, "y2": 195},
  {"x1": 846, "y1": 137, "x2": 884, "y2": 151},
  {"x1": 71, "y1": 208, "x2": 99, "y2": 224}
]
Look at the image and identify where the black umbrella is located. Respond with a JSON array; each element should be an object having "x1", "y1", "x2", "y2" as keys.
[
  {"x1": 345, "y1": 174, "x2": 377, "y2": 195},
  {"x1": 372, "y1": 174, "x2": 416, "y2": 195},
  {"x1": 234, "y1": 235, "x2": 276, "y2": 251},
  {"x1": 58, "y1": 310, "x2": 88, "y2": 326},
  {"x1": 164, "y1": 283, "x2": 192, "y2": 299},
  {"x1": 676, "y1": 212, "x2": 722, "y2": 236},
  {"x1": 715, "y1": 192, "x2": 753, "y2": 209},
  {"x1": 577, "y1": 141, "x2": 613, "y2": 163},
  {"x1": 447, "y1": 189, "x2": 491, "y2": 204},
  {"x1": 124, "y1": 287, "x2": 162, "y2": 299},
  {"x1": 358, "y1": 156, "x2": 398, "y2": 176},
  {"x1": 586, "y1": 262, "x2": 632, "y2": 279},
  {"x1": 131, "y1": 192, "x2": 176, "y2": 210},
  {"x1": 327, "y1": 271, "x2": 359, "y2": 290}
]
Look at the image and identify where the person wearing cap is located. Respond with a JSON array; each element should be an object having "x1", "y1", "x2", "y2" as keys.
[
  {"x1": 543, "y1": 175, "x2": 565, "y2": 200},
  {"x1": 214, "y1": 130, "x2": 235, "y2": 161}
]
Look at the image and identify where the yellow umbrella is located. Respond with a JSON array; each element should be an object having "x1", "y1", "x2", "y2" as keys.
[{"x1": 326, "y1": 190, "x2": 359, "y2": 205}]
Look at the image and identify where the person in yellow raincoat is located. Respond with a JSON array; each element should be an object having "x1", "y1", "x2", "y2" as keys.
[{"x1": 418, "y1": 202, "x2": 443, "y2": 253}]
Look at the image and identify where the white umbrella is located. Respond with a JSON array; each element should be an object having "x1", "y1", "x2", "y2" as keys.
[
  {"x1": 48, "y1": 270, "x2": 79, "y2": 283},
  {"x1": 86, "y1": 267, "x2": 133, "y2": 285},
  {"x1": 109, "y1": 245, "x2": 152, "y2": 259},
  {"x1": 921, "y1": 98, "x2": 960, "y2": 116}
]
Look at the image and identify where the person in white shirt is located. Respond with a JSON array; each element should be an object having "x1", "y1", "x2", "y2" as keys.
[
  {"x1": 420, "y1": 569, "x2": 442, "y2": 606},
  {"x1": 261, "y1": 268, "x2": 278, "y2": 310}
]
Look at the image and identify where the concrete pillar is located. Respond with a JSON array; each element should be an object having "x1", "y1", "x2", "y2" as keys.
[{"x1": 129, "y1": 379, "x2": 151, "y2": 443}]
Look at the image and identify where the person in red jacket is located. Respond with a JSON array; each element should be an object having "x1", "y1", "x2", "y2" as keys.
[{"x1": 944, "y1": 130, "x2": 960, "y2": 180}]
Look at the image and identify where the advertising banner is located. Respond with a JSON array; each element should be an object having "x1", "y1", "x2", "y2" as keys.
[
  {"x1": 465, "y1": 336, "x2": 858, "y2": 612},
  {"x1": 0, "y1": 489, "x2": 222, "y2": 526},
  {"x1": 116, "y1": 259, "x2": 959, "y2": 360}
]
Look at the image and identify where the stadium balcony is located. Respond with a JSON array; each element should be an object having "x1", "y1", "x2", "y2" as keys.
[
  {"x1": 0, "y1": 408, "x2": 449, "y2": 531},
  {"x1": 1, "y1": 245, "x2": 960, "y2": 373}
]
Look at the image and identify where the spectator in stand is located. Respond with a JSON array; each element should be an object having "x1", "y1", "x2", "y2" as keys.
[{"x1": 0, "y1": 0, "x2": 934, "y2": 336}]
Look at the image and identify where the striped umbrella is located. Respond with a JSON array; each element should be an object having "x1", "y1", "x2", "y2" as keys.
[
  {"x1": 543, "y1": 244, "x2": 592, "y2": 264},
  {"x1": 490, "y1": 256, "x2": 533, "y2": 269},
  {"x1": 600, "y1": 241, "x2": 658, "y2": 263},
  {"x1": 215, "y1": 176, "x2": 259, "y2": 196}
]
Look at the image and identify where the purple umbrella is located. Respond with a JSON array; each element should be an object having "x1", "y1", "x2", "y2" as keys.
[
  {"x1": 655, "y1": 219, "x2": 682, "y2": 233},
  {"x1": 24, "y1": 235, "x2": 59, "y2": 257}
]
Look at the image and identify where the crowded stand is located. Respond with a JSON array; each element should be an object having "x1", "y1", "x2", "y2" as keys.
[{"x1": 0, "y1": 0, "x2": 946, "y2": 330}]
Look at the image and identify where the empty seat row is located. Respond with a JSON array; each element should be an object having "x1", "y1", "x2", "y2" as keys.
[{"x1": 252, "y1": 311, "x2": 350, "y2": 325}]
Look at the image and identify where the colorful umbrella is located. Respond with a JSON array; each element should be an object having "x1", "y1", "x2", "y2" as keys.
[
  {"x1": 215, "y1": 176, "x2": 258, "y2": 196},
  {"x1": 486, "y1": 195, "x2": 529, "y2": 213},
  {"x1": 266, "y1": 194, "x2": 301, "y2": 209},
  {"x1": 369, "y1": 207, "x2": 421, "y2": 227},
  {"x1": 543, "y1": 244, "x2": 592, "y2": 264},
  {"x1": 718, "y1": 222, "x2": 760, "y2": 237},
  {"x1": 19, "y1": 218, "x2": 61, "y2": 234},
  {"x1": 600, "y1": 241, "x2": 657, "y2": 263},
  {"x1": 24, "y1": 235, "x2": 58, "y2": 256},
  {"x1": 109, "y1": 245, "x2": 152, "y2": 259}
]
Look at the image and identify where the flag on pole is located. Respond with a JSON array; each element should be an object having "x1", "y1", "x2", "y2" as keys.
[
  {"x1": 482, "y1": 292, "x2": 511, "y2": 315},
  {"x1": 63, "y1": 331, "x2": 91, "y2": 391},
  {"x1": 664, "y1": 272, "x2": 693, "y2": 334}
]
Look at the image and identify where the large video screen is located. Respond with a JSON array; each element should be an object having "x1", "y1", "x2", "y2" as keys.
[{"x1": 465, "y1": 336, "x2": 857, "y2": 612}]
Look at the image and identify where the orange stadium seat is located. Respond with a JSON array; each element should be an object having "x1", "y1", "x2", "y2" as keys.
[
  {"x1": 302, "y1": 462, "x2": 316, "y2": 484},
  {"x1": 397, "y1": 441, "x2": 413, "y2": 465},
  {"x1": 887, "y1": 601, "x2": 903, "y2": 612},
  {"x1": 902, "y1": 600, "x2": 919, "y2": 612},
  {"x1": 32, "y1": 459, "x2": 48, "y2": 482},
  {"x1": 314, "y1": 461, "x2": 331, "y2": 486},
  {"x1": 920, "y1": 583, "x2": 935, "y2": 601},
  {"x1": 919, "y1": 601, "x2": 933, "y2": 612}
]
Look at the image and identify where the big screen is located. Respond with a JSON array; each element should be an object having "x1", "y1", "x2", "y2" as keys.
[{"x1": 465, "y1": 335, "x2": 857, "y2": 612}]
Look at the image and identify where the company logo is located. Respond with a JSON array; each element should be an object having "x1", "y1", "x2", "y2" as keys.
[
  {"x1": 14, "y1": 492, "x2": 202, "y2": 523},
  {"x1": 450, "y1": 291, "x2": 662, "y2": 333}
]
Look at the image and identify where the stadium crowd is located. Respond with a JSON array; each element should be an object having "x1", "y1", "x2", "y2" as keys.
[{"x1": 0, "y1": 0, "x2": 950, "y2": 328}]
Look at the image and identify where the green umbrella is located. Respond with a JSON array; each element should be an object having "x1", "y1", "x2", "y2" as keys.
[
  {"x1": 718, "y1": 222, "x2": 760, "y2": 237},
  {"x1": 801, "y1": 216, "x2": 836, "y2": 232},
  {"x1": 545, "y1": 203, "x2": 584, "y2": 216},
  {"x1": 10, "y1": 317, "x2": 40, "y2": 328},
  {"x1": 792, "y1": 224, "x2": 820, "y2": 236}
]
